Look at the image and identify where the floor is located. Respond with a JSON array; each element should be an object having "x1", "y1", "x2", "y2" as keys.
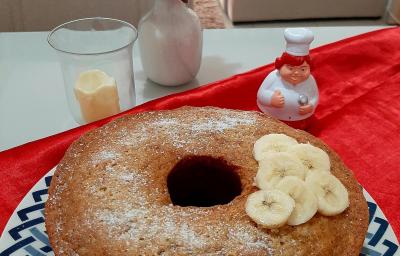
[{"x1": 192, "y1": 0, "x2": 229, "y2": 29}]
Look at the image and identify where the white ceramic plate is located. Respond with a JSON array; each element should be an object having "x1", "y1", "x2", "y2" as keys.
[{"x1": 0, "y1": 167, "x2": 399, "y2": 256}]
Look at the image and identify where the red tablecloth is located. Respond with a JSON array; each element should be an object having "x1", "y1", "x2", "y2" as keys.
[{"x1": 1, "y1": 27, "x2": 400, "y2": 240}]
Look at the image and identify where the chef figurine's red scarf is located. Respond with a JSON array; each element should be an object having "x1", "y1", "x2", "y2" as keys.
[{"x1": 1, "y1": 28, "x2": 400, "y2": 240}]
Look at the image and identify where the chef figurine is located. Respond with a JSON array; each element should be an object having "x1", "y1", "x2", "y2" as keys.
[{"x1": 257, "y1": 28, "x2": 318, "y2": 129}]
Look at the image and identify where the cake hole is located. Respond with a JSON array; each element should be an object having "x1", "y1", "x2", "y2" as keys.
[{"x1": 167, "y1": 156, "x2": 242, "y2": 207}]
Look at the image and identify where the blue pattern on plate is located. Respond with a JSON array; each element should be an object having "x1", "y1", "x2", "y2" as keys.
[
  {"x1": 0, "y1": 174, "x2": 398, "y2": 256},
  {"x1": 360, "y1": 202, "x2": 399, "y2": 256}
]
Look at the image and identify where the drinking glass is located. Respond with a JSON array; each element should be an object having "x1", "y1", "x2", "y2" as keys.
[{"x1": 48, "y1": 17, "x2": 138, "y2": 124}]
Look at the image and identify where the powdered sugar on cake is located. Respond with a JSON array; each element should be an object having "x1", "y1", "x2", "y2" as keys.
[
  {"x1": 116, "y1": 109, "x2": 256, "y2": 150},
  {"x1": 48, "y1": 108, "x2": 280, "y2": 255},
  {"x1": 92, "y1": 202, "x2": 274, "y2": 254},
  {"x1": 71, "y1": 109, "x2": 274, "y2": 254},
  {"x1": 90, "y1": 150, "x2": 120, "y2": 164}
]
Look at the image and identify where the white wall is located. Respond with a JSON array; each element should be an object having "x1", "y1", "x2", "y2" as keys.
[{"x1": 0, "y1": 0, "x2": 155, "y2": 32}]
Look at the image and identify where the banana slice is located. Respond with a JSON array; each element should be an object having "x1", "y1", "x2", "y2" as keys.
[
  {"x1": 276, "y1": 176, "x2": 318, "y2": 225},
  {"x1": 305, "y1": 172, "x2": 349, "y2": 216},
  {"x1": 253, "y1": 134, "x2": 298, "y2": 161},
  {"x1": 255, "y1": 152, "x2": 306, "y2": 190},
  {"x1": 287, "y1": 143, "x2": 330, "y2": 176},
  {"x1": 245, "y1": 189, "x2": 295, "y2": 228}
]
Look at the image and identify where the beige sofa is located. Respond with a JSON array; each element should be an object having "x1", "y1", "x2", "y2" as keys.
[
  {"x1": 0, "y1": 0, "x2": 155, "y2": 32},
  {"x1": 219, "y1": 0, "x2": 398, "y2": 24}
]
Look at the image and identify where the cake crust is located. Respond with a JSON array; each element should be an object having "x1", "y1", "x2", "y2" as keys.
[{"x1": 45, "y1": 106, "x2": 368, "y2": 255}]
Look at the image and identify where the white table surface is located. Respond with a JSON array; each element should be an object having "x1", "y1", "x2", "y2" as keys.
[{"x1": 0, "y1": 26, "x2": 388, "y2": 151}]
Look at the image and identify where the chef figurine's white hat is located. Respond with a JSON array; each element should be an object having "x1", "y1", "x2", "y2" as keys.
[{"x1": 284, "y1": 28, "x2": 314, "y2": 56}]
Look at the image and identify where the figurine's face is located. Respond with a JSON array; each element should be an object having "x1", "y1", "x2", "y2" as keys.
[{"x1": 279, "y1": 62, "x2": 310, "y2": 85}]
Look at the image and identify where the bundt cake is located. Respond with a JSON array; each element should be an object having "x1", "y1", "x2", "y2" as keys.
[{"x1": 45, "y1": 106, "x2": 368, "y2": 255}]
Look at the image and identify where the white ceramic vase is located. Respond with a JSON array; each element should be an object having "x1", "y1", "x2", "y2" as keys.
[{"x1": 138, "y1": 0, "x2": 203, "y2": 86}]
